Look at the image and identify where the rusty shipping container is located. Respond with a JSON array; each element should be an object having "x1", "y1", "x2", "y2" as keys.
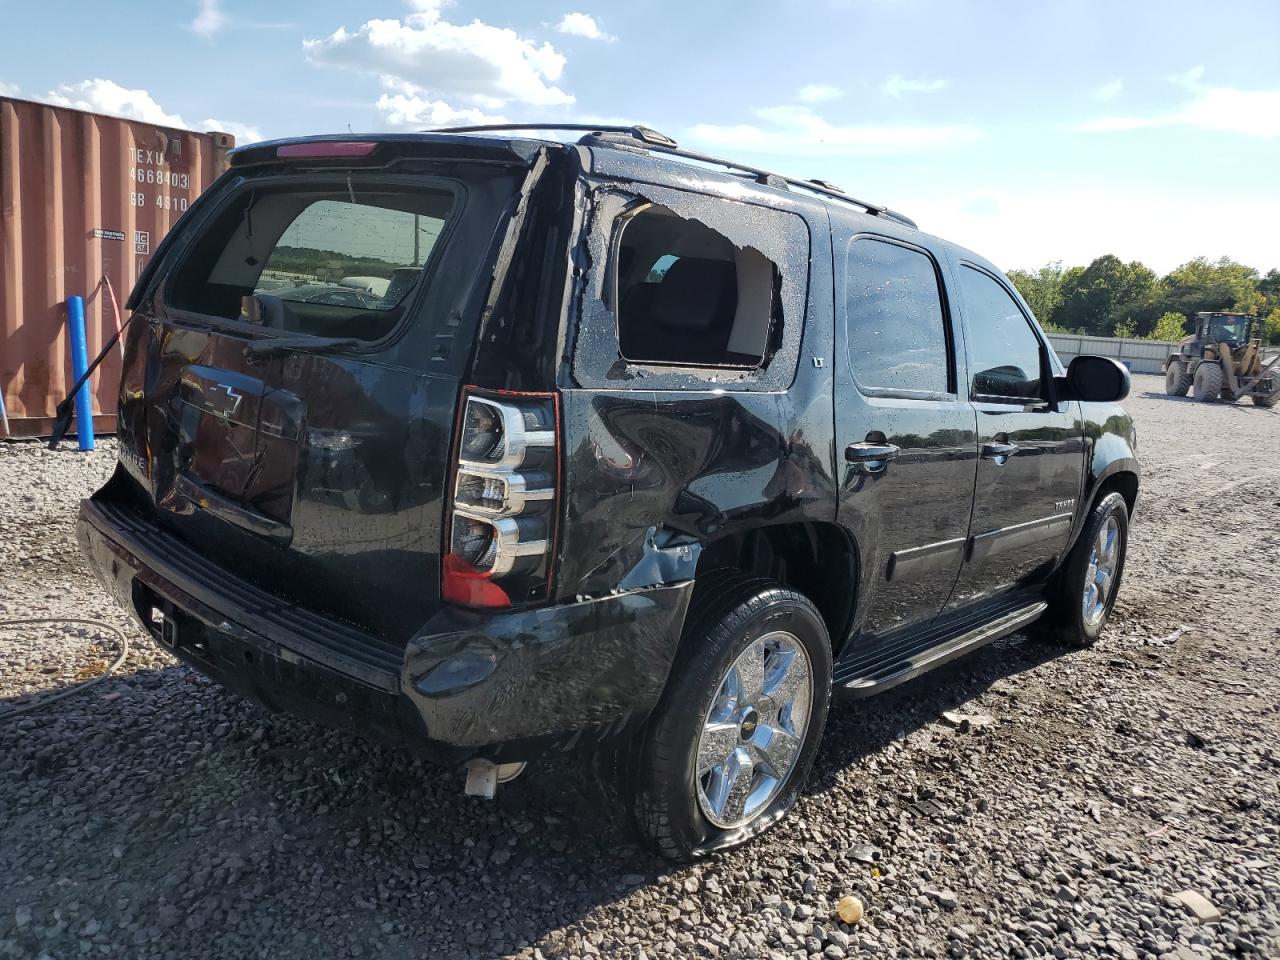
[{"x1": 1, "y1": 96, "x2": 234, "y2": 437}]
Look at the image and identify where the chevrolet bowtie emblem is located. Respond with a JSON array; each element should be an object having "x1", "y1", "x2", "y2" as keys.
[{"x1": 206, "y1": 383, "x2": 243, "y2": 418}]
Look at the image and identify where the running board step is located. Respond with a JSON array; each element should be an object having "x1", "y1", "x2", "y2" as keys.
[{"x1": 834, "y1": 601, "x2": 1047, "y2": 697}]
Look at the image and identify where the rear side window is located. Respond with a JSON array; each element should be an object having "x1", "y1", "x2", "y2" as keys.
[
  {"x1": 614, "y1": 205, "x2": 779, "y2": 368},
  {"x1": 958, "y1": 266, "x2": 1043, "y2": 400},
  {"x1": 845, "y1": 237, "x2": 950, "y2": 394},
  {"x1": 167, "y1": 185, "x2": 454, "y2": 341}
]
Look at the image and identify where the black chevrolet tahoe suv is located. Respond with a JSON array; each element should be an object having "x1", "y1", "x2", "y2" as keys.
[{"x1": 76, "y1": 124, "x2": 1139, "y2": 859}]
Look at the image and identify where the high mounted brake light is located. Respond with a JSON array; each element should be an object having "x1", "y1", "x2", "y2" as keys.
[
  {"x1": 443, "y1": 388, "x2": 560, "y2": 609},
  {"x1": 276, "y1": 141, "x2": 378, "y2": 159}
]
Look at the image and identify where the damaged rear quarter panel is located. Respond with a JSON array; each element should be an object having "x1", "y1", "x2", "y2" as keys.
[{"x1": 556, "y1": 164, "x2": 838, "y2": 599}]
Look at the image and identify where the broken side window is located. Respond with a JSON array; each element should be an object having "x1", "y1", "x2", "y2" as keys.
[
  {"x1": 614, "y1": 205, "x2": 779, "y2": 369},
  {"x1": 570, "y1": 182, "x2": 809, "y2": 393}
]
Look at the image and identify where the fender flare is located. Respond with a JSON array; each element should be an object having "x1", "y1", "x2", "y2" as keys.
[{"x1": 1064, "y1": 455, "x2": 1140, "y2": 555}]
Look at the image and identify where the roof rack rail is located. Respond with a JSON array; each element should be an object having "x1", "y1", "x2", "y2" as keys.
[
  {"x1": 428, "y1": 123, "x2": 918, "y2": 229},
  {"x1": 428, "y1": 122, "x2": 679, "y2": 148}
]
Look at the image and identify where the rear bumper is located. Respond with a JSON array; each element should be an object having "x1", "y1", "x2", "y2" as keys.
[{"x1": 77, "y1": 494, "x2": 692, "y2": 765}]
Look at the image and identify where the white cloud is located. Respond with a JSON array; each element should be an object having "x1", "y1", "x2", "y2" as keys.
[
  {"x1": 199, "y1": 117, "x2": 263, "y2": 142},
  {"x1": 376, "y1": 94, "x2": 506, "y2": 128},
  {"x1": 44, "y1": 79, "x2": 187, "y2": 127},
  {"x1": 192, "y1": 0, "x2": 226, "y2": 38},
  {"x1": 1079, "y1": 69, "x2": 1280, "y2": 138},
  {"x1": 0, "y1": 80, "x2": 19, "y2": 97},
  {"x1": 1168, "y1": 64, "x2": 1206, "y2": 91},
  {"x1": 39, "y1": 78, "x2": 262, "y2": 140},
  {"x1": 1093, "y1": 78, "x2": 1123, "y2": 102},
  {"x1": 1170, "y1": 86, "x2": 1280, "y2": 136},
  {"x1": 555, "y1": 12, "x2": 614, "y2": 41},
  {"x1": 688, "y1": 104, "x2": 980, "y2": 156},
  {"x1": 796, "y1": 84, "x2": 843, "y2": 103},
  {"x1": 881, "y1": 74, "x2": 951, "y2": 98},
  {"x1": 304, "y1": 4, "x2": 574, "y2": 109}
]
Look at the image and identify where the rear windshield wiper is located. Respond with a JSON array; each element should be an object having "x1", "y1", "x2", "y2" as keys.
[{"x1": 245, "y1": 336, "x2": 360, "y2": 357}]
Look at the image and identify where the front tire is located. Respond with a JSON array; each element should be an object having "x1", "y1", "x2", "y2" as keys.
[
  {"x1": 1194, "y1": 362, "x2": 1224, "y2": 402},
  {"x1": 1048, "y1": 492, "x2": 1130, "y2": 648},
  {"x1": 630, "y1": 572, "x2": 831, "y2": 860},
  {"x1": 1165, "y1": 361, "x2": 1192, "y2": 396}
]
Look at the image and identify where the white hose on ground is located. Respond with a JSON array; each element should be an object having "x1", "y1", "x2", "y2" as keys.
[{"x1": 0, "y1": 618, "x2": 130, "y2": 720}]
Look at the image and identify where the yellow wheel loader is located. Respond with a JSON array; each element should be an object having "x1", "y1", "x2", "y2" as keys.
[{"x1": 1164, "y1": 312, "x2": 1280, "y2": 408}]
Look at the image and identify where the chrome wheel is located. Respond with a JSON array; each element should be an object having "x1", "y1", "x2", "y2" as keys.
[
  {"x1": 1082, "y1": 516, "x2": 1120, "y2": 626},
  {"x1": 695, "y1": 631, "x2": 813, "y2": 829}
]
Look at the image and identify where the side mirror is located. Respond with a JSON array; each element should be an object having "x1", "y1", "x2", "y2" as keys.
[{"x1": 1058, "y1": 355, "x2": 1130, "y2": 403}]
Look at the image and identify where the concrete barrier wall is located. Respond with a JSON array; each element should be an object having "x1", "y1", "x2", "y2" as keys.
[{"x1": 1046, "y1": 333, "x2": 1175, "y2": 375}]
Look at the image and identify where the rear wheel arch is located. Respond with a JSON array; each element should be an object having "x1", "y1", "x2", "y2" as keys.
[{"x1": 691, "y1": 521, "x2": 859, "y2": 659}]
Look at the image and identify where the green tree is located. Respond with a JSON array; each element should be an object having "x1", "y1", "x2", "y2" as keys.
[
  {"x1": 1148, "y1": 311, "x2": 1188, "y2": 342},
  {"x1": 1155, "y1": 257, "x2": 1261, "y2": 318},
  {"x1": 1258, "y1": 269, "x2": 1280, "y2": 316},
  {"x1": 1263, "y1": 307, "x2": 1280, "y2": 345},
  {"x1": 1007, "y1": 262, "x2": 1066, "y2": 329},
  {"x1": 1055, "y1": 255, "x2": 1157, "y2": 336}
]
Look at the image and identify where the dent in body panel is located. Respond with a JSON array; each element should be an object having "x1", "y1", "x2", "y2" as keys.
[
  {"x1": 554, "y1": 175, "x2": 836, "y2": 602},
  {"x1": 557, "y1": 389, "x2": 836, "y2": 598},
  {"x1": 266, "y1": 353, "x2": 453, "y2": 637},
  {"x1": 403, "y1": 582, "x2": 694, "y2": 754},
  {"x1": 125, "y1": 314, "x2": 455, "y2": 639}
]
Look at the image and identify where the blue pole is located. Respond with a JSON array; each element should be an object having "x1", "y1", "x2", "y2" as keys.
[{"x1": 66, "y1": 295, "x2": 95, "y2": 451}]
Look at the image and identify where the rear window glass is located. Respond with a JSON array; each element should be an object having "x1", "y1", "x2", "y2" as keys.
[{"x1": 167, "y1": 185, "x2": 454, "y2": 341}]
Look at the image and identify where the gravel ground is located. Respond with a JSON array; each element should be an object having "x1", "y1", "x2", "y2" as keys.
[{"x1": 2, "y1": 374, "x2": 1278, "y2": 960}]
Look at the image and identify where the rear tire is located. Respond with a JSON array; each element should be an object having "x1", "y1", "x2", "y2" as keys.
[
  {"x1": 629, "y1": 571, "x2": 831, "y2": 861},
  {"x1": 1165, "y1": 361, "x2": 1192, "y2": 396},
  {"x1": 1194, "y1": 362, "x2": 1224, "y2": 403},
  {"x1": 1047, "y1": 492, "x2": 1129, "y2": 648}
]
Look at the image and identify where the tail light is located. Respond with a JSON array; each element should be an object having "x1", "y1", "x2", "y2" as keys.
[{"x1": 443, "y1": 388, "x2": 560, "y2": 608}]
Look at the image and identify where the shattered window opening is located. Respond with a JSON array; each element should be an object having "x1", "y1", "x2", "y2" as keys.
[
  {"x1": 571, "y1": 181, "x2": 809, "y2": 393},
  {"x1": 613, "y1": 204, "x2": 782, "y2": 370}
]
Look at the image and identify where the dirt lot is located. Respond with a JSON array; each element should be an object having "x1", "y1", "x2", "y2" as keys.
[{"x1": 2, "y1": 374, "x2": 1278, "y2": 960}]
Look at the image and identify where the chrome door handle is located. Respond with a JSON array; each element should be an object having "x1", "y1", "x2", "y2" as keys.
[
  {"x1": 981, "y1": 441, "x2": 1019, "y2": 461},
  {"x1": 845, "y1": 442, "x2": 900, "y2": 474}
]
